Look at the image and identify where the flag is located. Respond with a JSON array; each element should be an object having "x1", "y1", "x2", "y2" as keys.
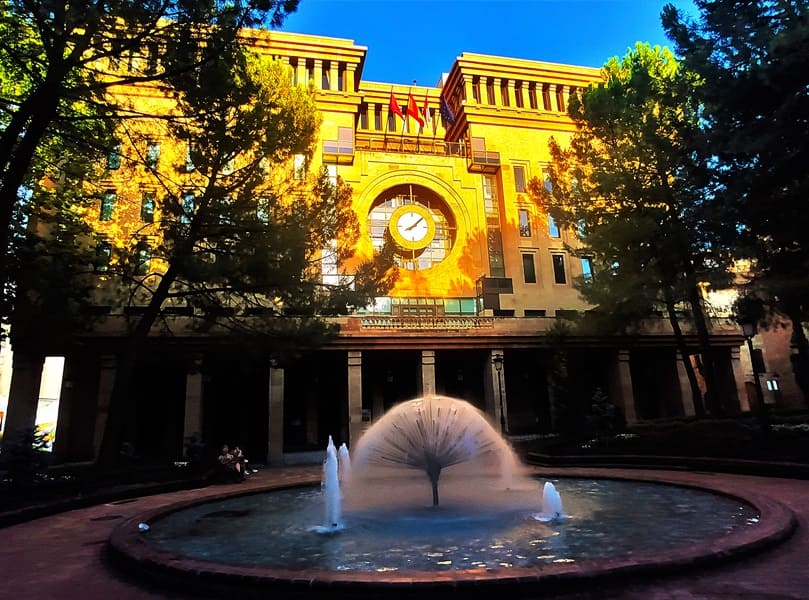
[
  {"x1": 407, "y1": 93, "x2": 424, "y2": 128},
  {"x1": 440, "y1": 96, "x2": 456, "y2": 126},
  {"x1": 388, "y1": 89, "x2": 403, "y2": 120},
  {"x1": 421, "y1": 94, "x2": 432, "y2": 133}
]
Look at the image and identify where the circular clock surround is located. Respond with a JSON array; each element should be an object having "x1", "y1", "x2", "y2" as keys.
[
  {"x1": 367, "y1": 184, "x2": 456, "y2": 271},
  {"x1": 389, "y1": 204, "x2": 437, "y2": 250}
]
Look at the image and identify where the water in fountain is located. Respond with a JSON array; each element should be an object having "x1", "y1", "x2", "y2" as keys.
[
  {"x1": 338, "y1": 442, "x2": 352, "y2": 486},
  {"x1": 346, "y1": 395, "x2": 536, "y2": 511},
  {"x1": 312, "y1": 435, "x2": 343, "y2": 533},
  {"x1": 533, "y1": 481, "x2": 564, "y2": 522}
]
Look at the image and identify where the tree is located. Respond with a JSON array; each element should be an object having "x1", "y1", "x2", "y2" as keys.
[
  {"x1": 0, "y1": 0, "x2": 301, "y2": 326},
  {"x1": 93, "y1": 50, "x2": 395, "y2": 467},
  {"x1": 663, "y1": 0, "x2": 809, "y2": 405},
  {"x1": 529, "y1": 43, "x2": 737, "y2": 416}
]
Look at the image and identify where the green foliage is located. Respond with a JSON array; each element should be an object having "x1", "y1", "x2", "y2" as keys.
[
  {"x1": 0, "y1": 426, "x2": 50, "y2": 486},
  {"x1": 663, "y1": 0, "x2": 809, "y2": 402}
]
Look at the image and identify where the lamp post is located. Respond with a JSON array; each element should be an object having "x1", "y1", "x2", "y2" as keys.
[
  {"x1": 740, "y1": 319, "x2": 770, "y2": 436},
  {"x1": 492, "y1": 353, "x2": 506, "y2": 434}
]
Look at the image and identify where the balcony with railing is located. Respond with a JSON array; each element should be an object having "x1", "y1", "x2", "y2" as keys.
[
  {"x1": 354, "y1": 132, "x2": 466, "y2": 157},
  {"x1": 359, "y1": 315, "x2": 494, "y2": 330}
]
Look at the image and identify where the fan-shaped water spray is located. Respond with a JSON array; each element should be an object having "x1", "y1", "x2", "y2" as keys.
[{"x1": 350, "y1": 395, "x2": 523, "y2": 506}]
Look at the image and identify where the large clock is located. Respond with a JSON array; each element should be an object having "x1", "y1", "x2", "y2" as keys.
[
  {"x1": 367, "y1": 185, "x2": 456, "y2": 271},
  {"x1": 389, "y1": 204, "x2": 436, "y2": 250}
]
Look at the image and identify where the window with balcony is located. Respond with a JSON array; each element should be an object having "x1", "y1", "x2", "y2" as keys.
[
  {"x1": 107, "y1": 142, "x2": 121, "y2": 170},
  {"x1": 518, "y1": 209, "x2": 531, "y2": 237},
  {"x1": 146, "y1": 141, "x2": 160, "y2": 169},
  {"x1": 548, "y1": 214, "x2": 560, "y2": 238},
  {"x1": 581, "y1": 256, "x2": 594, "y2": 282},
  {"x1": 552, "y1": 253, "x2": 567, "y2": 284},
  {"x1": 522, "y1": 253, "x2": 537, "y2": 283},
  {"x1": 95, "y1": 241, "x2": 112, "y2": 273},
  {"x1": 181, "y1": 192, "x2": 195, "y2": 224},
  {"x1": 141, "y1": 191, "x2": 155, "y2": 222},
  {"x1": 135, "y1": 242, "x2": 151, "y2": 275},
  {"x1": 100, "y1": 190, "x2": 116, "y2": 221},
  {"x1": 513, "y1": 165, "x2": 526, "y2": 192}
]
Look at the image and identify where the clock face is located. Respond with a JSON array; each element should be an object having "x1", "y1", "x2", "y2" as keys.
[
  {"x1": 389, "y1": 205, "x2": 436, "y2": 250},
  {"x1": 367, "y1": 185, "x2": 456, "y2": 271}
]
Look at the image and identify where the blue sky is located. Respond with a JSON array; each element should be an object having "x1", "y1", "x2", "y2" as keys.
[{"x1": 280, "y1": 0, "x2": 699, "y2": 86}]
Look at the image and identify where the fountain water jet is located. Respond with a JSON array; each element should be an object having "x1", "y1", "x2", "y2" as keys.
[{"x1": 349, "y1": 395, "x2": 528, "y2": 507}]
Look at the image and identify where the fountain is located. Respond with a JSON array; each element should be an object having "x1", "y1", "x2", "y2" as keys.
[{"x1": 108, "y1": 394, "x2": 794, "y2": 597}]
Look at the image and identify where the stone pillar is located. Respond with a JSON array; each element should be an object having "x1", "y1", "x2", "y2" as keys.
[
  {"x1": 51, "y1": 357, "x2": 76, "y2": 464},
  {"x1": 267, "y1": 361, "x2": 284, "y2": 465},
  {"x1": 92, "y1": 354, "x2": 117, "y2": 457},
  {"x1": 296, "y1": 59, "x2": 307, "y2": 87},
  {"x1": 2, "y1": 350, "x2": 45, "y2": 443},
  {"x1": 506, "y1": 80, "x2": 517, "y2": 108},
  {"x1": 420, "y1": 350, "x2": 436, "y2": 395},
  {"x1": 609, "y1": 350, "x2": 637, "y2": 424},
  {"x1": 551, "y1": 84, "x2": 562, "y2": 111},
  {"x1": 347, "y1": 351, "x2": 363, "y2": 447},
  {"x1": 346, "y1": 63, "x2": 356, "y2": 92},
  {"x1": 313, "y1": 59, "x2": 323, "y2": 90},
  {"x1": 675, "y1": 351, "x2": 697, "y2": 417},
  {"x1": 183, "y1": 354, "x2": 204, "y2": 448},
  {"x1": 492, "y1": 77, "x2": 502, "y2": 106},
  {"x1": 463, "y1": 76, "x2": 475, "y2": 105},
  {"x1": 730, "y1": 345, "x2": 751, "y2": 412},
  {"x1": 329, "y1": 61, "x2": 339, "y2": 91},
  {"x1": 368, "y1": 103, "x2": 376, "y2": 131}
]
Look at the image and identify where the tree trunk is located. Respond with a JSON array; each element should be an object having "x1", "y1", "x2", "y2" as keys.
[
  {"x1": 664, "y1": 290, "x2": 705, "y2": 417},
  {"x1": 686, "y1": 283, "x2": 723, "y2": 416}
]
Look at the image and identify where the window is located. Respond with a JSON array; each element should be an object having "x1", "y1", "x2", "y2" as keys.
[
  {"x1": 374, "y1": 104, "x2": 383, "y2": 130},
  {"x1": 95, "y1": 241, "x2": 112, "y2": 273},
  {"x1": 548, "y1": 215, "x2": 560, "y2": 238},
  {"x1": 522, "y1": 253, "x2": 537, "y2": 283},
  {"x1": 513, "y1": 165, "x2": 526, "y2": 192},
  {"x1": 325, "y1": 164, "x2": 338, "y2": 187},
  {"x1": 146, "y1": 141, "x2": 160, "y2": 169},
  {"x1": 140, "y1": 191, "x2": 155, "y2": 222},
  {"x1": 256, "y1": 196, "x2": 269, "y2": 224},
  {"x1": 542, "y1": 84, "x2": 552, "y2": 110},
  {"x1": 472, "y1": 76, "x2": 480, "y2": 103},
  {"x1": 322, "y1": 60, "x2": 330, "y2": 89},
  {"x1": 185, "y1": 144, "x2": 196, "y2": 172},
  {"x1": 514, "y1": 82, "x2": 524, "y2": 108},
  {"x1": 338, "y1": 62, "x2": 346, "y2": 91},
  {"x1": 100, "y1": 189, "x2": 116, "y2": 221},
  {"x1": 107, "y1": 142, "x2": 121, "y2": 170},
  {"x1": 552, "y1": 253, "x2": 567, "y2": 284},
  {"x1": 181, "y1": 192, "x2": 195, "y2": 224},
  {"x1": 581, "y1": 256, "x2": 594, "y2": 282},
  {"x1": 135, "y1": 242, "x2": 151, "y2": 275},
  {"x1": 518, "y1": 209, "x2": 531, "y2": 237},
  {"x1": 500, "y1": 81, "x2": 509, "y2": 106},
  {"x1": 556, "y1": 85, "x2": 566, "y2": 112},
  {"x1": 486, "y1": 78, "x2": 495, "y2": 104},
  {"x1": 293, "y1": 154, "x2": 306, "y2": 180}
]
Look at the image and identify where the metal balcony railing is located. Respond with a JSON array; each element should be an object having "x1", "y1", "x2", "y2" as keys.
[
  {"x1": 354, "y1": 133, "x2": 466, "y2": 157},
  {"x1": 360, "y1": 315, "x2": 494, "y2": 330}
]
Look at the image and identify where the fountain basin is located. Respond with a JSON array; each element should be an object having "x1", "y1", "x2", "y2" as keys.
[{"x1": 108, "y1": 468, "x2": 797, "y2": 598}]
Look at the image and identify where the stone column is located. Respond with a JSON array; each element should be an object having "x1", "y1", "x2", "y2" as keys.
[
  {"x1": 51, "y1": 357, "x2": 76, "y2": 464},
  {"x1": 347, "y1": 351, "x2": 363, "y2": 446},
  {"x1": 92, "y1": 354, "x2": 117, "y2": 457},
  {"x1": 183, "y1": 354, "x2": 204, "y2": 448},
  {"x1": 420, "y1": 350, "x2": 436, "y2": 396},
  {"x1": 2, "y1": 350, "x2": 45, "y2": 444},
  {"x1": 346, "y1": 63, "x2": 356, "y2": 92},
  {"x1": 609, "y1": 350, "x2": 637, "y2": 424},
  {"x1": 267, "y1": 360, "x2": 284, "y2": 465},
  {"x1": 313, "y1": 59, "x2": 323, "y2": 90},
  {"x1": 296, "y1": 59, "x2": 307, "y2": 87},
  {"x1": 329, "y1": 61, "x2": 339, "y2": 91},
  {"x1": 492, "y1": 77, "x2": 502, "y2": 106},
  {"x1": 463, "y1": 76, "x2": 475, "y2": 105},
  {"x1": 675, "y1": 351, "x2": 697, "y2": 417},
  {"x1": 730, "y1": 345, "x2": 751, "y2": 412},
  {"x1": 506, "y1": 80, "x2": 517, "y2": 108}
]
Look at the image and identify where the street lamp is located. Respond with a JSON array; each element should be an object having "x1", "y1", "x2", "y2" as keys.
[
  {"x1": 492, "y1": 352, "x2": 507, "y2": 434},
  {"x1": 739, "y1": 318, "x2": 771, "y2": 435}
]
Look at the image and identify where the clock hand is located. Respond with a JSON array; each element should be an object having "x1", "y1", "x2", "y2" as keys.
[{"x1": 405, "y1": 216, "x2": 425, "y2": 231}]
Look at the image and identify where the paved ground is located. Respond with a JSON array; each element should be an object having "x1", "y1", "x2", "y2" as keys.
[{"x1": 3, "y1": 465, "x2": 809, "y2": 599}]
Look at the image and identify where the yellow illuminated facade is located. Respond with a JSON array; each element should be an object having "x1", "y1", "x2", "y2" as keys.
[{"x1": 3, "y1": 30, "x2": 756, "y2": 465}]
